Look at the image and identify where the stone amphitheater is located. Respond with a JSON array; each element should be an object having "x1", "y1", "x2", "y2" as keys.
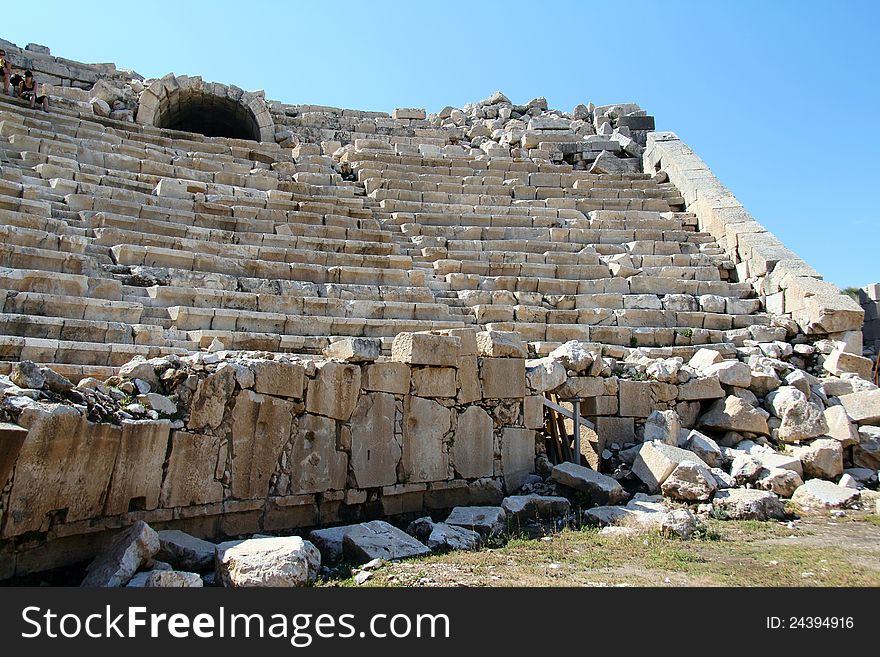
[{"x1": 0, "y1": 41, "x2": 877, "y2": 585}]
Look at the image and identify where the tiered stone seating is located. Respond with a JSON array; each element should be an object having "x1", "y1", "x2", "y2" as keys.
[{"x1": 0, "y1": 89, "x2": 773, "y2": 378}]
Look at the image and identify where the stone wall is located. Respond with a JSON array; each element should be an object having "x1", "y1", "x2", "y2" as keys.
[
  {"x1": 859, "y1": 284, "x2": 880, "y2": 359},
  {"x1": 643, "y1": 133, "x2": 864, "y2": 351},
  {"x1": 0, "y1": 39, "x2": 137, "y2": 89},
  {"x1": 0, "y1": 330, "x2": 540, "y2": 578}
]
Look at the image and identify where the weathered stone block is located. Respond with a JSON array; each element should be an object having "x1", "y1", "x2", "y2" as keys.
[
  {"x1": 305, "y1": 360, "x2": 361, "y2": 421},
  {"x1": 159, "y1": 431, "x2": 225, "y2": 507},
  {"x1": 230, "y1": 390, "x2": 295, "y2": 499},
  {"x1": 289, "y1": 414, "x2": 348, "y2": 494},
  {"x1": 350, "y1": 392, "x2": 400, "y2": 488},
  {"x1": 402, "y1": 396, "x2": 451, "y2": 483},
  {"x1": 362, "y1": 361, "x2": 411, "y2": 395},
  {"x1": 252, "y1": 359, "x2": 305, "y2": 398},
  {"x1": 501, "y1": 427, "x2": 535, "y2": 493},
  {"x1": 411, "y1": 366, "x2": 457, "y2": 397},
  {"x1": 453, "y1": 406, "x2": 494, "y2": 479},
  {"x1": 480, "y1": 357, "x2": 526, "y2": 398},
  {"x1": 391, "y1": 332, "x2": 460, "y2": 366}
]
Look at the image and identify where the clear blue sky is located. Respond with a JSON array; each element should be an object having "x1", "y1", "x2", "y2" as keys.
[{"x1": 4, "y1": 0, "x2": 878, "y2": 288}]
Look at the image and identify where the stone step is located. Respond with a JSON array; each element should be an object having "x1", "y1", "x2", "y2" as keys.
[{"x1": 0, "y1": 334, "x2": 193, "y2": 367}]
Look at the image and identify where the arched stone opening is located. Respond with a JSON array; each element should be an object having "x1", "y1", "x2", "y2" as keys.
[
  {"x1": 135, "y1": 74, "x2": 275, "y2": 143},
  {"x1": 155, "y1": 88, "x2": 261, "y2": 140}
]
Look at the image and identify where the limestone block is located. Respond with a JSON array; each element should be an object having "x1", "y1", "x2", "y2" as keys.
[
  {"x1": 476, "y1": 330, "x2": 527, "y2": 358},
  {"x1": 677, "y1": 376, "x2": 725, "y2": 401},
  {"x1": 660, "y1": 461, "x2": 717, "y2": 501},
  {"x1": 144, "y1": 571, "x2": 203, "y2": 587},
  {"x1": 252, "y1": 359, "x2": 305, "y2": 398},
  {"x1": 362, "y1": 361, "x2": 410, "y2": 395},
  {"x1": 289, "y1": 414, "x2": 348, "y2": 494},
  {"x1": 0, "y1": 422, "x2": 28, "y2": 489},
  {"x1": 823, "y1": 347, "x2": 873, "y2": 379},
  {"x1": 766, "y1": 386, "x2": 828, "y2": 442},
  {"x1": 699, "y1": 396, "x2": 770, "y2": 435},
  {"x1": 790, "y1": 439, "x2": 843, "y2": 479},
  {"x1": 632, "y1": 441, "x2": 709, "y2": 493},
  {"x1": 104, "y1": 420, "x2": 171, "y2": 516},
  {"x1": 81, "y1": 521, "x2": 160, "y2": 587},
  {"x1": 712, "y1": 489, "x2": 785, "y2": 520},
  {"x1": 688, "y1": 348, "x2": 724, "y2": 370},
  {"x1": 306, "y1": 360, "x2": 361, "y2": 421},
  {"x1": 456, "y1": 356, "x2": 482, "y2": 404},
  {"x1": 230, "y1": 390, "x2": 295, "y2": 499},
  {"x1": 391, "y1": 331, "x2": 461, "y2": 366},
  {"x1": 755, "y1": 467, "x2": 803, "y2": 498},
  {"x1": 791, "y1": 479, "x2": 860, "y2": 511},
  {"x1": 549, "y1": 340, "x2": 595, "y2": 373},
  {"x1": 502, "y1": 494, "x2": 571, "y2": 521},
  {"x1": 453, "y1": 406, "x2": 494, "y2": 479},
  {"x1": 445, "y1": 506, "x2": 507, "y2": 537},
  {"x1": 684, "y1": 430, "x2": 722, "y2": 468},
  {"x1": 525, "y1": 357, "x2": 567, "y2": 393},
  {"x1": 412, "y1": 366, "x2": 457, "y2": 397},
  {"x1": 308, "y1": 526, "x2": 351, "y2": 563},
  {"x1": 838, "y1": 389, "x2": 880, "y2": 425},
  {"x1": 480, "y1": 357, "x2": 526, "y2": 398},
  {"x1": 618, "y1": 379, "x2": 652, "y2": 417},
  {"x1": 218, "y1": 536, "x2": 321, "y2": 587},
  {"x1": 323, "y1": 337, "x2": 381, "y2": 363},
  {"x1": 524, "y1": 395, "x2": 545, "y2": 430},
  {"x1": 343, "y1": 520, "x2": 430, "y2": 563},
  {"x1": 550, "y1": 461, "x2": 627, "y2": 505},
  {"x1": 392, "y1": 108, "x2": 426, "y2": 120},
  {"x1": 402, "y1": 396, "x2": 451, "y2": 483},
  {"x1": 643, "y1": 410, "x2": 681, "y2": 445},
  {"x1": 159, "y1": 431, "x2": 225, "y2": 507},
  {"x1": 350, "y1": 392, "x2": 400, "y2": 488},
  {"x1": 157, "y1": 530, "x2": 216, "y2": 572},
  {"x1": 702, "y1": 360, "x2": 752, "y2": 388},
  {"x1": 501, "y1": 427, "x2": 535, "y2": 493},
  {"x1": 823, "y1": 405, "x2": 859, "y2": 447},
  {"x1": 5, "y1": 405, "x2": 120, "y2": 537},
  {"x1": 188, "y1": 365, "x2": 236, "y2": 431}
]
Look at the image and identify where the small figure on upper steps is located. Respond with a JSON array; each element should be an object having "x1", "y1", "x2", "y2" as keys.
[
  {"x1": 0, "y1": 50, "x2": 10, "y2": 96},
  {"x1": 9, "y1": 72, "x2": 23, "y2": 98},
  {"x1": 18, "y1": 70, "x2": 49, "y2": 113}
]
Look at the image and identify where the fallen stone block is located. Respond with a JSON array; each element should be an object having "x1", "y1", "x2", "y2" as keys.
[
  {"x1": 323, "y1": 337, "x2": 381, "y2": 363},
  {"x1": 790, "y1": 438, "x2": 843, "y2": 479},
  {"x1": 643, "y1": 410, "x2": 680, "y2": 446},
  {"x1": 308, "y1": 526, "x2": 352, "y2": 564},
  {"x1": 502, "y1": 494, "x2": 571, "y2": 521},
  {"x1": 660, "y1": 461, "x2": 717, "y2": 501},
  {"x1": 550, "y1": 461, "x2": 628, "y2": 505},
  {"x1": 791, "y1": 479, "x2": 860, "y2": 510},
  {"x1": 684, "y1": 430, "x2": 722, "y2": 468},
  {"x1": 838, "y1": 389, "x2": 880, "y2": 425},
  {"x1": 426, "y1": 523, "x2": 481, "y2": 551},
  {"x1": 81, "y1": 521, "x2": 160, "y2": 587},
  {"x1": 549, "y1": 341, "x2": 595, "y2": 373},
  {"x1": 699, "y1": 396, "x2": 769, "y2": 435},
  {"x1": 157, "y1": 530, "x2": 216, "y2": 572},
  {"x1": 712, "y1": 489, "x2": 785, "y2": 520},
  {"x1": 767, "y1": 386, "x2": 828, "y2": 442},
  {"x1": 445, "y1": 506, "x2": 508, "y2": 537},
  {"x1": 661, "y1": 508, "x2": 698, "y2": 540},
  {"x1": 144, "y1": 570, "x2": 203, "y2": 587},
  {"x1": 755, "y1": 467, "x2": 803, "y2": 498},
  {"x1": 217, "y1": 536, "x2": 321, "y2": 587},
  {"x1": 525, "y1": 357, "x2": 567, "y2": 393},
  {"x1": 343, "y1": 520, "x2": 431, "y2": 563},
  {"x1": 632, "y1": 441, "x2": 710, "y2": 493}
]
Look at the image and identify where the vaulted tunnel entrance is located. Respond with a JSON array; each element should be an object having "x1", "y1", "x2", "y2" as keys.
[{"x1": 154, "y1": 89, "x2": 261, "y2": 141}]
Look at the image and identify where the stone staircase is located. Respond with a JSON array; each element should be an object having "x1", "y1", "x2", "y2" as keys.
[{"x1": 0, "y1": 90, "x2": 776, "y2": 382}]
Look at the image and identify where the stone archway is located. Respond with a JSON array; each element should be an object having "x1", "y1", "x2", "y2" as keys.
[{"x1": 135, "y1": 74, "x2": 275, "y2": 142}]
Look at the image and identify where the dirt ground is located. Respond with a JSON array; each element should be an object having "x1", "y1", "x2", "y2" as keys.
[{"x1": 323, "y1": 513, "x2": 880, "y2": 587}]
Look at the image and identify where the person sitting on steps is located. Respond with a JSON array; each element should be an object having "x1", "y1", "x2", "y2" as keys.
[
  {"x1": 18, "y1": 70, "x2": 49, "y2": 112},
  {"x1": 9, "y1": 72, "x2": 23, "y2": 98},
  {"x1": 0, "y1": 50, "x2": 10, "y2": 96}
]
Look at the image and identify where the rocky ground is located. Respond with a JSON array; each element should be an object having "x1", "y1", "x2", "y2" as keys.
[{"x1": 325, "y1": 514, "x2": 880, "y2": 588}]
